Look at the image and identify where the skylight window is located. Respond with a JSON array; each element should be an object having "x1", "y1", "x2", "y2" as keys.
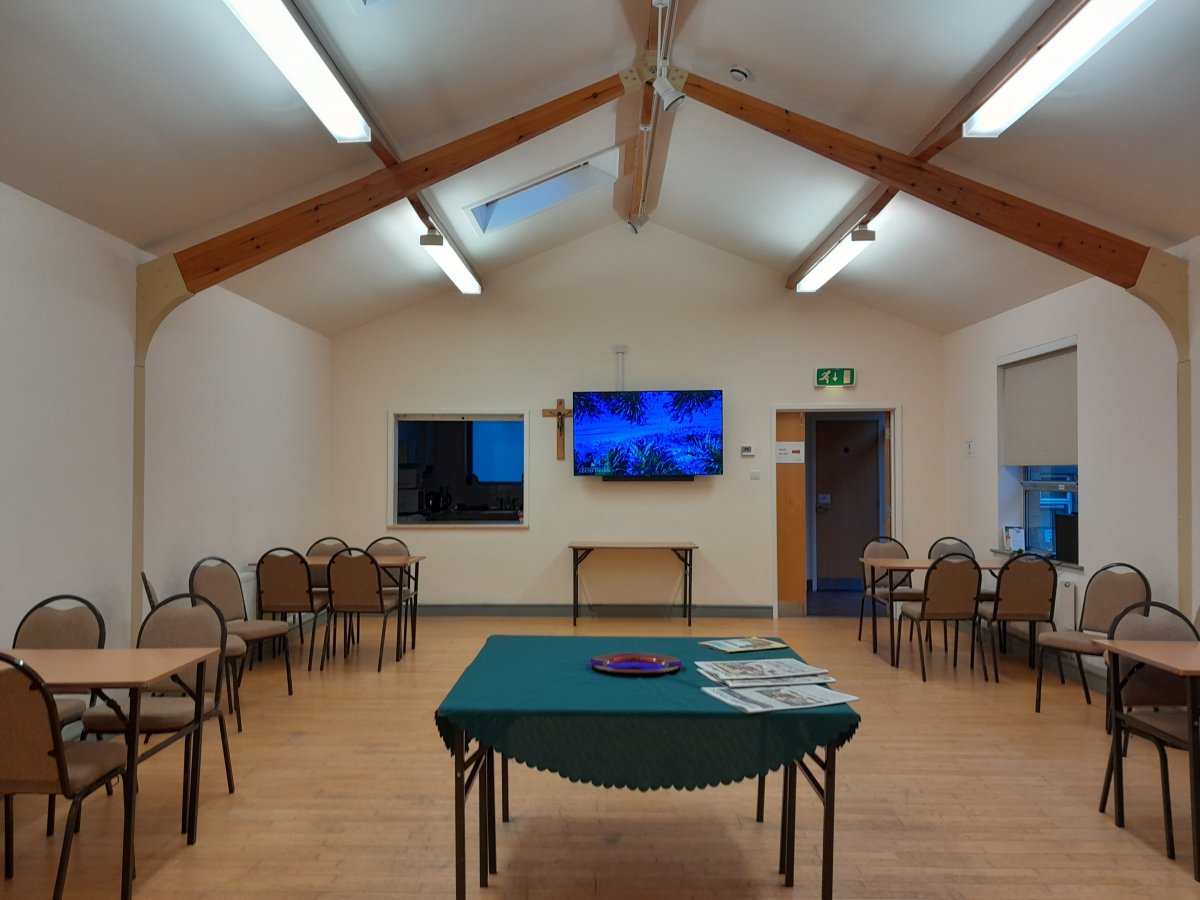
[{"x1": 469, "y1": 148, "x2": 620, "y2": 234}]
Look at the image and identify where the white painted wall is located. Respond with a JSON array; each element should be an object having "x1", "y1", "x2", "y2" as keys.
[
  {"x1": 1186, "y1": 235, "x2": 1200, "y2": 620},
  {"x1": 0, "y1": 180, "x2": 332, "y2": 645},
  {"x1": 943, "y1": 264, "x2": 1182, "y2": 616},
  {"x1": 0, "y1": 183, "x2": 137, "y2": 643},
  {"x1": 143, "y1": 286, "x2": 332, "y2": 601},
  {"x1": 330, "y1": 222, "x2": 946, "y2": 608}
]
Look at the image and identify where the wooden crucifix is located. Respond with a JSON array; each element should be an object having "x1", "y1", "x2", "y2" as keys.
[{"x1": 541, "y1": 398, "x2": 573, "y2": 460}]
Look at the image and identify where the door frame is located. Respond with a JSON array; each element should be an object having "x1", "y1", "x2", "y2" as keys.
[{"x1": 770, "y1": 402, "x2": 905, "y2": 616}]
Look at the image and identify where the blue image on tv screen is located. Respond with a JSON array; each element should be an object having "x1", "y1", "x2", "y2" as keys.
[{"x1": 572, "y1": 390, "x2": 723, "y2": 477}]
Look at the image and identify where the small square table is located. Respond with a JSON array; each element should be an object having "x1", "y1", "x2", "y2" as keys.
[
  {"x1": 435, "y1": 635, "x2": 859, "y2": 898},
  {"x1": 8, "y1": 647, "x2": 218, "y2": 899}
]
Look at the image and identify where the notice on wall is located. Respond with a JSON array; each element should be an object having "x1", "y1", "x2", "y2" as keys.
[{"x1": 775, "y1": 442, "x2": 805, "y2": 464}]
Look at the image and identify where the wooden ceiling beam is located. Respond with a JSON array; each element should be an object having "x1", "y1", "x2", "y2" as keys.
[
  {"x1": 687, "y1": 73, "x2": 1149, "y2": 289},
  {"x1": 785, "y1": 0, "x2": 1090, "y2": 289},
  {"x1": 174, "y1": 72, "x2": 631, "y2": 293}
]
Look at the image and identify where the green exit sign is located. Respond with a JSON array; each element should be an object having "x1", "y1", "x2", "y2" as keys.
[{"x1": 815, "y1": 368, "x2": 856, "y2": 387}]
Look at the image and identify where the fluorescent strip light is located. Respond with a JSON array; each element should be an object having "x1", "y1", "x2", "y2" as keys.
[
  {"x1": 795, "y1": 229, "x2": 875, "y2": 293},
  {"x1": 420, "y1": 232, "x2": 482, "y2": 295},
  {"x1": 963, "y1": 0, "x2": 1157, "y2": 138},
  {"x1": 223, "y1": 0, "x2": 371, "y2": 143}
]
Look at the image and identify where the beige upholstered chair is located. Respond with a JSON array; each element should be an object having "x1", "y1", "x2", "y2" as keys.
[
  {"x1": 366, "y1": 536, "x2": 413, "y2": 652},
  {"x1": 896, "y1": 553, "x2": 982, "y2": 681},
  {"x1": 307, "y1": 537, "x2": 351, "y2": 645},
  {"x1": 1035, "y1": 562, "x2": 1150, "y2": 712},
  {"x1": 1099, "y1": 601, "x2": 1200, "y2": 860},
  {"x1": 1, "y1": 652, "x2": 128, "y2": 899},
  {"x1": 328, "y1": 548, "x2": 402, "y2": 672},
  {"x1": 914, "y1": 537, "x2": 977, "y2": 652},
  {"x1": 306, "y1": 536, "x2": 348, "y2": 598},
  {"x1": 927, "y1": 536, "x2": 974, "y2": 559},
  {"x1": 13, "y1": 595, "x2": 107, "y2": 837},
  {"x1": 859, "y1": 536, "x2": 920, "y2": 654},
  {"x1": 191, "y1": 556, "x2": 291, "y2": 730},
  {"x1": 81, "y1": 594, "x2": 234, "y2": 835},
  {"x1": 975, "y1": 553, "x2": 1058, "y2": 682},
  {"x1": 257, "y1": 548, "x2": 330, "y2": 671},
  {"x1": 13, "y1": 595, "x2": 106, "y2": 729}
]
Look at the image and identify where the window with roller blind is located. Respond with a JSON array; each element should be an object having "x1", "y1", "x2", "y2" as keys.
[{"x1": 998, "y1": 344, "x2": 1078, "y2": 562}]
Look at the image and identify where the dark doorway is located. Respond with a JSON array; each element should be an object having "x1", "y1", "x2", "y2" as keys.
[{"x1": 810, "y1": 414, "x2": 884, "y2": 591}]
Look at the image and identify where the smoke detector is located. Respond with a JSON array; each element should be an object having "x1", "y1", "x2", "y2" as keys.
[{"x1": 729, "y1": 65, "x2": 751, "y2": 83}]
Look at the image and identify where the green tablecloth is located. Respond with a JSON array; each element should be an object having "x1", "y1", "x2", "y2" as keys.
[{"x1": 435, "y1": 635, "x2": 860, "y2": 791}]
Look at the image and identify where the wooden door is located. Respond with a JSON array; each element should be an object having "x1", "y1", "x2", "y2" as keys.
[
  {"x1": 813, "y1": 418, "x2": 881, "y2": 587},
  {"x1": 775, "y1": 411, "x2": 807, "y2": 612}
]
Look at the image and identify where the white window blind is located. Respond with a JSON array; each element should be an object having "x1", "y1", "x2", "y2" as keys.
[{"x1": 1000, "y1": 348, "x2": 1077, "y2": 466}]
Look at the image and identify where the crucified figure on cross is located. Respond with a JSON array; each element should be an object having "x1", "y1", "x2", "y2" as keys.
[{"x1": 541, "y1": 398, "x2": 573, "y2": 460}]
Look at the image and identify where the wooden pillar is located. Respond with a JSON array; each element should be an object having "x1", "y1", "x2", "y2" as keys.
[
  {"x1": 131, "y1": 255, "x2": 193, "y2": 643},
  {"x1": 1128, "y1": 249, "x2": 1191, "y2": 619}
]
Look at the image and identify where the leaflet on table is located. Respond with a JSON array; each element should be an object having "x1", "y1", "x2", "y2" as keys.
[
  {"x1": 694, "y1": 658, "x2": 828, "y2": 682},
  {"x1": 698, "y1": 637, "x2": 789, "y2": 653},
  {"x1": 702, "y1": 684, "x2": 858, "y2": 714},
  {"x1": 695, "y1": 667, "x2": 836, "y2": 688}
]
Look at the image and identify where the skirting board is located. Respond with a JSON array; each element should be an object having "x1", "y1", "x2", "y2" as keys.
[{"x1": 418, "y1": 604, "x2": 774, "y2": 618}]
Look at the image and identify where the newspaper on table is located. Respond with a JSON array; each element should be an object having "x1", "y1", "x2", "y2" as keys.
[
  {"x1": 698, "y1": 637, "x2": 788, "y2": 653},
  {"x1": 695, "y1": 667, "x2": 835, "y2": 688},
  {"x1": 703, "y1": 683, "x2": 859, "y2": 714},
  {"x1": 694, "y1": 657, "x2": 828, "y2": 685}
]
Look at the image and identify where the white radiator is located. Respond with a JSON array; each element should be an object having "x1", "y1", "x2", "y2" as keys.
[{"x1": 1054, "y1": 575, "x2": 1079, "y2": 631}]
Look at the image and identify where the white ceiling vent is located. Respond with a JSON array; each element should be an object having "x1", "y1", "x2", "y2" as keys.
[{"x1": 469, "y1": 147, "x2": 621, "y2": 234}]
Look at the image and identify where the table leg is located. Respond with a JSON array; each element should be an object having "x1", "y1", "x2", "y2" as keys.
[
  {"x1": 784, "y1": 762, "x2": 797, "y2": 886},
  {"x1": 756, "y1": 772, "x2": 765, "y2": 822},
  {"x1": 1187, "y1": 677, "x2": 1199, "y2": 881},
  {"x1": 572, "y1": 549, "x2": 580, "y2": 626},
  {"x1": 120, "y1": 688, "x2": 142, "y2": 900},
  {"x1": 186, "y1": 660, "x2": 206, "y2": 845},
  {"x1": 686, "y1": 549, "x2": 693, "y2": 627},
  {"x1": 887, "y1": 572, "x2": 898, "y2": 667},
  {"x1": 501, "y1": 754, "x2": 510, "y2": 823},
  {"x1": 822, "y1": 745, "x2": 837, "y2": 900},
  {"x1": 486, "y1": 749, "x2": 497, "y2": 875},
  {"x1": 869, "y1": 565, "x2": 879, "y2": 653},
  {"x1": 410, "y1": 562, "x2": 420, "y2": 649},
  {"x1": 453, "y1": 729, "x2": 466, "y2": 900},
  {"x1": 1110, "y1": 653, "x2": 1126, "y2": 829},
  {"x1": 478, "y1": 741, "x2": 488, "y2": 887}
]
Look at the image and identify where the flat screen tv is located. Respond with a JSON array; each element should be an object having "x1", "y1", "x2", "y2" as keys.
[{"x1": 572, "y1": 390, "x2": 723, "y2": 480}]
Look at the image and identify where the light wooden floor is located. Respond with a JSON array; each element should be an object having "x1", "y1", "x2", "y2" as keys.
[{"x1": 4, "y1": 614, "x2": 1198, "y2": 899}]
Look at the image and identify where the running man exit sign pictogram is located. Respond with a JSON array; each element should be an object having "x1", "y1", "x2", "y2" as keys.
[{"x1": 815, "y1": 368, "x2": 856, "y2": 387}]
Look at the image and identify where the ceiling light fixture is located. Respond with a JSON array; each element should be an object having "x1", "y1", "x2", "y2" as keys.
[
  {"x1": 794, "y1": 227, "x2": 875, "y2": 293},
  {"x1": 420, "y1": 230, "x2": 482, "y2": 295},
  {"x1": 654, "y1": 72, "x2": 686, "y2": 112},
  {"x1": 963, "y1": 0, "x2": 1157, "y2": 138},
  {"x1": 651, "y1": 0, "x2": 684, "y2": 112},
  {"x1": 222, "y1": 0, "x2": 371, "y2": 143}
]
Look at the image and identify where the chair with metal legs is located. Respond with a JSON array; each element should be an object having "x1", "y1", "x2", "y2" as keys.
[
  {"x1": 1099, "y1": 600, "x2": 1200, "y2": 860},
  {"x1": 1035, "y1": 562, "x2": 1150, "y2": 712},
  {"x1": 1, "y1": 652, "x2": 128, "y2": 900},
  {"x1": 12, "y1": 595, "x2": 107, "y2": 837}
]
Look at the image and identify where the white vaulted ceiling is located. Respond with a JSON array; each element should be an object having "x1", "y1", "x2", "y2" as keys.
[{"x1": 1, "y1": 0, "x2": 1196, "y2": 335}]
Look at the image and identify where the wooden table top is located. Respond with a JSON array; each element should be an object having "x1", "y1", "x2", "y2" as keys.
[
  {"x1": 570, "y1": 541, "x2": 698, "y2": 550},
  {"x1": 1092, "y1": 639, "x2": 1200, "y2": 677},
  {"x1": 3, "y1": 647, "x2": 218, "y2": 692}
]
